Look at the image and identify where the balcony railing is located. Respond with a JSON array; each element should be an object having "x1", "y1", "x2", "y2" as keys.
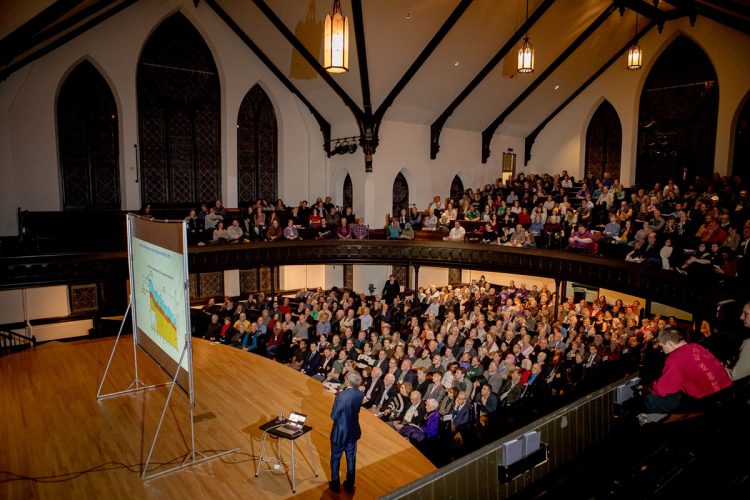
[{"x1": 0, "y1": 240, "x2": 722, "y2": 316}]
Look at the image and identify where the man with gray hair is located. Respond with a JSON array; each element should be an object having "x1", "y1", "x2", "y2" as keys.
[
  {"x1": 729, "y1": 300, "x2": 750, "y2": 380},
  {"x1": 329, "y1": 371, "x2": 365, "y2": 493}
]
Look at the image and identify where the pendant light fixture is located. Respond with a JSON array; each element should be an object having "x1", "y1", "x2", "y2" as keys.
[
  {"x1": 627, "y1": 13, "x2": 643, "y2": 70},
  {"x1": 324, "y1": 0, "x2": 349, "y2": 73},
  {"x1": 517, "y1": 0, "x2": 534, "y2": 73}
]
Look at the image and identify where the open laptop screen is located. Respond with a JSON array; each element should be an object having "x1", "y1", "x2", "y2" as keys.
[{"x1": 288, "y1": 412, "x2": 306, "y2": 427}]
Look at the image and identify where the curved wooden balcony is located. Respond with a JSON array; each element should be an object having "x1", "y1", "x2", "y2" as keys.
[{"x1": 0, "y1": 240, "x2": 721, "y2": 315}]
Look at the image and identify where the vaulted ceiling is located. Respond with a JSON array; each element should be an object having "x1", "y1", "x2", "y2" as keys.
[{"x1": 2, "y1": 0, "x2": 749, "y2": 162}]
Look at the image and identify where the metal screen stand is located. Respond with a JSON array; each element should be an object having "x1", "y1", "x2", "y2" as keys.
[
  {"x1": 96, "y1": 302, "x2": 169, "y2": 399},
  {"x1": 140, "y1": 336, "x2": 239, "y2": 480}
]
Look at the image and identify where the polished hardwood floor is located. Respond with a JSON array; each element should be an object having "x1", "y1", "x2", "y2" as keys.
[{"x1": 0, "y1": 337, "x2": 435, "y2": 499}]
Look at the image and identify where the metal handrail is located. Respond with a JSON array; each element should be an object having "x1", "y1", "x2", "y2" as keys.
[{"x1": 0, "y1": 328, "x2": 36, "y2": 356}]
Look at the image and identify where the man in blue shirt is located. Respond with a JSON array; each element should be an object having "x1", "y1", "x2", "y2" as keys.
[{"x1": 330, "y1": 372, "x2": 365, "y2": 493}]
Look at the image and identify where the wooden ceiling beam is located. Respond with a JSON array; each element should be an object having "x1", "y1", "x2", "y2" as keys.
[
  {"x1": 430, "y1": 0, "x2": 556, "y2": 159},
  {"x1": 0, "y1": 0, "x2": 85, "y2": 64},
  {"x1": 251, "y1": 0, "x2": 364, "y2": 122},
  {"x1": 350, "y1": 0, "x2": 373, "y2": 124},
  {"x1": 204, "y1": 0, "x2": 331, "y2": 155},
  {"x1": 481, "y1": 3, "x2": 618, "y2": 163},
  {"x1": 666, "y1": 0, "x2": 750, "y2": 35},
  {"x1": 0, "y1": 0, "x2": 136, "y2": 82},
  {"x1": 373, "y1": 0, "x2": 473, "y2": 124},
  {"x1": 524, "y1": 21, "x2": 656, "y2": 166}
]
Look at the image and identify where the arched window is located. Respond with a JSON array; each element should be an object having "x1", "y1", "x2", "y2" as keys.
[
  {"x1": 137, "y1": 14, "x2": 220, "y2": 206},
  {"x1": 636, "y1": 36, "x2": 718, "y2": 188},
  {"x1": 585, "y1": 100, "x2": 622, "y2": 181},
  {"x1": 343, "y1": 173, "x2": 353, "y2": 210},
  {"x1": 733, "y1": 96, "x2": 750, "y2": 180},
  {"x1": 392, "y1": 172, "x2": 409, "y2": 217},
  {"x1": 238, "y1": 84, "x2": 278, "y2": 204},
  {"x1": 57, "y1": 61, "x2": 120, "y2": 210},
  {"x1": 450, "y1": 175, "x2": 464, "y2": 203}
]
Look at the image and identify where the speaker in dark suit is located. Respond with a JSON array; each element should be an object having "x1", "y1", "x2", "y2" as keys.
[{"x1": 330, "y1": 372, "x2": 365, "y2": 493}]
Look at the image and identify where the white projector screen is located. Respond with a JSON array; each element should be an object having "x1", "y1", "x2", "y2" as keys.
[{"x1": 127, "y1": 214, "x2": 192, "y2": 392}]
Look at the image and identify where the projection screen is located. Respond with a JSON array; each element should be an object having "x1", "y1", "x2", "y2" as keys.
[{"x1": 127, "y1": 214, "x2": 192, "y2": 393}]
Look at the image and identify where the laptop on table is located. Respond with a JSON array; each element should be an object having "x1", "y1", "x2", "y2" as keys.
[{"x1": 275, "y1": 412, "x2": 307, "y2": 437}]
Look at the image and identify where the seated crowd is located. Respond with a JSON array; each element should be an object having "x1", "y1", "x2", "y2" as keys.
[
  {"x1": 179, "y1": 170, "x2": 749, "y2": 286},
  {"x1": 182, "y1": 197, "x2": 371, "y2": 245},
  {"x1": 195, "y1": 275, "x2": 748, "y2": 462}
]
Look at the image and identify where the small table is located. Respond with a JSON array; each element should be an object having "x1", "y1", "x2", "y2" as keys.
[{"x1": 255, "y1": 419, "x2": 318, "y2": 493}]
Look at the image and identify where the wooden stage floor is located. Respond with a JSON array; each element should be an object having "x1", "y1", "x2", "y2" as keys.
[{"x1": 0, "y1": 337, "x2": 435, "y2": 499}]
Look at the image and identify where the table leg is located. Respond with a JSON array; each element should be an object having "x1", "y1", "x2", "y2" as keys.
[
  {"x1": 255, "y1": 433, "x2": 267, "y2": 477},
  {"x1": 291, "y1": 439, "x2": 296, "y2": 493},
  {"x1": 306, "y1": 433, "x2": 319, "y2": 477}
]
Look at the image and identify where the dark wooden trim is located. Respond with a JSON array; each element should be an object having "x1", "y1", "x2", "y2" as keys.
[
  {"x1": 0, "y1": 251, "x2": 129, "y2": 290},
  {"x1": 0, "y1": 312, "x2": 97, "y2": 331},
  {"x1": 0, "y1": 0, "x2": 138, "y2": 82},
  {"x1": 251, "y1": 0, "x2": 364, "y2": 122},
  {"x1": 351, "y1": 0, "x2": 372, "y2": 118},
  {"x1": 613, "y1": 0, "x2": 678, "y2": 25},
  {"x1": 524, "y1": 21, "x2": 656, "y2": 165},
  {"x1": 430, "y1": 0, "x2": 556, "y2": 159},
  {"x1": 204, "y1": 0, "x2": 331, "y2": 155},
  {"x1": 350, "y1": 0, "x2": 377, "y2": 158},
  {"x1": 0, "y1": 0, "x2": 117, "y2": 68},
  {"x1": 481, "y1": 4, "x2": 617, "y2": 163},
  {"x1": 0, "y1": 0, "x2": 85, "y2": 63},
  {"x1": 0, "y1": 239, "x2": 722, "y2": 316},
  {"x1": 373, "y1": 0, "x2": 473, "y2": 124},
  {"x1": 703, "y1": 0, "x2": 750, "y2": 19},
  {"x1": 666, "y1": 0, "x2": 750, "y2": 35}
]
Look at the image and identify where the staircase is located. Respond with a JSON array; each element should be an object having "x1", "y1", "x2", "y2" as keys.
[{"x1": 0, "y1": 328, "x2": 35, "y2": 357}]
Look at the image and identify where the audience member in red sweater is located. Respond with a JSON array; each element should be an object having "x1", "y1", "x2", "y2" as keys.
[{"x1": 644, "y1": 328, "x2": 732, "y2": 413}]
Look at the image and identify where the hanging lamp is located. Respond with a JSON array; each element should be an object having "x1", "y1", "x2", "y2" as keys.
[
  {"x1": 517, "y1": 0, "x2": 535, "y2": 73},
  {"x1": 627, "y1": 13, "x2": 643, "y2": 70},
  {"x1": 324, "y1": 0, "x2": 349, "y2": 73}
]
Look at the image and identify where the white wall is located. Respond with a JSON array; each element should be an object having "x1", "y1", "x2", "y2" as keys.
[
  {"x1": 325, "y1": 264, "x2": 343, "y2": 291},
  {"x1": 352, "y1": 265, "x2": 392, "y2": 296},
  {"x1": 21, "y1": 319, "x2": 93, "y2": 343},
  {"x1": 327, "y1": 121, "x2": 523, "y2": 227},
  {"x1": 415, "y1": 267, "x2": 449, "y2": 289},
  {"x1": 278, "y1": 265, "x2": 328, "y2": 291},
  {"x1": 466, "y1": 270, "x2": 555, "y2": 292},
  {"x1": 599, "y1": 288, "x2": 643, "y2": 307},
  {"x1": 526, "y1": 17, "x2": 750, "y2": 184},
  {"x1": 651, "y1": 302, "x2": 693, "y2": 321},
  {"x1": 223, "y1": 270, "x2": 240, "y2": 298},
  {"x1": 0, "y1": 286, "x2": 70, "y2": 324},
  {"x1": 0, "y1": 0, "x2": 326, "y2": 236}
]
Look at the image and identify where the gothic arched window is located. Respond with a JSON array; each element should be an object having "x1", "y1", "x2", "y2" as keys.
[
  {"x1": 585, "y1": 100, "x2": 622, "y2": 181},
  {"x1": 733, "y1": 96, "x2": 750, "y2": 180},
  {"x1": 238, "y1": 84, "x2": 278, "y2": 204},
  {"x1": 392, "y1": 173, "x2": 409, "y2": 217},
  {"x1": 450, "y1": 175, "x2": 464, "y2": 203},
  {"x1": 57, "y1": 61, "x2": 120, "y2": 210},
  {"x1": 636, "y1": 36, "x2": 718, "y2": 188},
  {"x1": 137, "y1": 13, "x2": 220, "y2": 206},
  {"x1": 343, "y1": 173, "x2": 353, "y2": 210}
]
